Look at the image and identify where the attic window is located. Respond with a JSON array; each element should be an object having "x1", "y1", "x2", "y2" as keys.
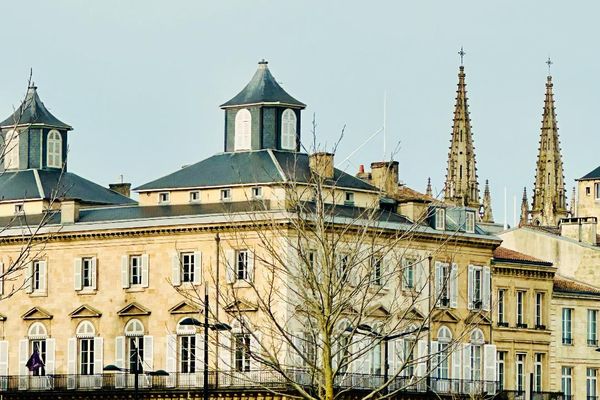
[
  {"x1": 435, "y1": 208, "x2": 446, "y2": 230},
  {"x1": 221, "y1": 189, "x2": 231, "y2": 202},
  {"x1": 466, "y1": 210, "x2": 476, "y2": 233},
  {"x1": 344, "y1": 192, "x2": 355, "y2": 206},
  {"x1": 159, "y1": 192, "x2": 170, "y2": 204},
  {"x1": 14, "y1": 204, "x2": 24, "y2": 214},
  {"x1": 47, "y1": 130, "x2": 62, "y2": 168},
  {"x1": 281, "y1": 109, "x2": 297, "y2": 150},
  {"x1": 190, "y1": 191, "x2": 200, "y2": 203},
  {"x1": 595, "y1": 183, "x2": 600, "y2": 200},
  {"x1": 251, "y1": 187, "x2": 262, "y2": 199},
  {"x1": 586, "y1": 186, "x2": 591, "y2": 196},
  {"x1": 234, "y1": 109, "x2": 252, "y2": 151},
  {"x1": 4, "y1": 129, "x2": 19, "y2": 170}
]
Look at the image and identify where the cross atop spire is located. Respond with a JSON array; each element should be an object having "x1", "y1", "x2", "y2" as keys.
[
  {"x1": 546, "y1": 57, "x2": 553, "y2": 76},
  {"x1": 458, "y1": 46, "x2": 466, "y2": 66}
]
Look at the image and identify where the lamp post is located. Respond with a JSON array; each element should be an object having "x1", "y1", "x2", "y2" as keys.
[
  {"x1": 180, "y1": 286, "x2": 231, "y2": 400},
  {"x1": 346, "y1": 324, "x2": 429, "y2": 394}
]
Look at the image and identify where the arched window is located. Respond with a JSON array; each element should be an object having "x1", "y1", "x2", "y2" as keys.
[
  {"x1": 28, "y1": 322, "x2": 48, "y2": 339},
  {"x1": 437, "y1": 326, "x2": 452, "y2": 343},
  {"x1": 4, "y1": 129, "x2": 19, "y2": 169},
  {"x1": 124, "y1": 319, "x2": 145, "y2": 374},
  {"x1": 75, "y1": 321, "x2": 98, "y2": 378},
  {"x1": 76, "y1": 321, "x2": 96, "y2": 338},
  {"x1": 28, "y1": 322, "x2": 48, "y2": 377},
  {"x1": 125, "y1": 319, "x2": 144, "y2": 337},
  {"x1": 281, "y1": 109, "x2": 297, "y2": 150},
  {"x1": 469, "y1": 329, "x2": 484, "y2": 381},
  {"x1": 234, "y1": 109, "x2": 252, "y2": 151},
  {"x1": 435, "y1": 326, "x2": 452, "y2": 380},
  {"x1": 47, "y1": 130, "x2": 62, "y2": 168},
  {"x1": 176, "y1": 319, "x2": 198, "y2": 374},
  {"x1": 231, "y1": 318, "x2": 252, "y2": 372}
]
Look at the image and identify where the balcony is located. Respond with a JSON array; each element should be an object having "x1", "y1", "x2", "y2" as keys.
[{"x1": 0, "y1": 371, "x2": 499, "y2": 397}]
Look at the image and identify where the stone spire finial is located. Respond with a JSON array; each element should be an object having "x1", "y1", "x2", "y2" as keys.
[
  {"x1": 569, "y1": 186, "x2": 576, "y2": 217},
  {"x1": 482, "y1": 179, "x2": 494, "y2": 223},
  {"x1": 520, "y1": 187, "x2": 530, "y2": 227},
  {"x1": 426, "y1": 177, "x2": 433, "y2": 197},
  {"x1": 444, "y1": 63, "x2": 480, "y2": 209},
  {"x1": 530, "y1": 72, "x2": 568, "y2": 226}
]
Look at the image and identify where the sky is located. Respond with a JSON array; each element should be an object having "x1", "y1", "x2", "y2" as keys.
[{"x1": 0, "y1": 1, "x2": 598, "y2": 224}]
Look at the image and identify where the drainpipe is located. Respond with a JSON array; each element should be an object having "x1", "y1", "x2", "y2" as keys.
[{"x1": 214, "y1": 233, "x2": 221, "y2": 387}]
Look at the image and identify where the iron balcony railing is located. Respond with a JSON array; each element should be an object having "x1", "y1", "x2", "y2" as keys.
[{"x1": 0, "y1": 371, "x2": 498, "y2": 395}]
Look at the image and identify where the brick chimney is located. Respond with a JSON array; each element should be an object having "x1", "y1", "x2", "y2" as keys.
[
  {"x1": 370, "y1": 161, "x2": 399, "y2": 195},
  {"x1": 309, "y1": 152, "x2": 334, "y2": 179},
  {"x1": 109, "y1": 183, "x2": 131, "y2": 198},
  {"x1": 61, "y1": 199, "x2": 80, "y2": 224}
]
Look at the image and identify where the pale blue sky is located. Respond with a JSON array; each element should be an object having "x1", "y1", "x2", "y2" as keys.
[{"x1": 1, "y1": 1, "x2": 598, "y2": 223}]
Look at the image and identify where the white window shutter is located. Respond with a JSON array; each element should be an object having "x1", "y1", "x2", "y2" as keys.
[
  {"x1": 195, "y1": 333, "x2": 205, "y2": 371},
  {"x1": 387, "y1": 339, "x2": 397, "y2": 375},
  {"x1": 143, "y1": 335, "x2": 153, "y2": 371},
  {"x1": 115, "y1": 336, "x2": 125, "y2": 368},
  {"x1": 434, "y1": 262, "x2": 442, "y2": 305},
  {"x1": 250, "y1": 332, "x2": 261, "y2": 371},
  {"x1": 415, "y1": 340, "x2": 427, "y2": 377},
  {"x1": 218, "y1": 331, "x2": 231, "y2": 371},
  {"x1": 91, "y1": 257, "x2": 97, "y2": 290},
  {"x1": 165, "y1": 335, "x2": 177, "y2": 387},
  {"x1": 451, "y1": 343, "x2": 461, "y2": 379},
  {"x1": 94, "y1": 337, "x2": 103, "y2": 375},
  {"x1": 18, "y1": 339, "x2": 28, "y2": 390},
  {"x1": 247, "y1": 250, "x2": 255, "y2": 282},
  {"x1": 45, "y1": 338, "x2": 55, "y2": 374},
  {"x1": 193, "y1": 251, "x2": 202, "y2": 285},
  {"x1": 25, "y1": 262, "x2": 33, "y2": 294},
  {"x1": 171, "y1": 253, "x2": 181, "y2": 287},
  {"x1": 430, "y1": 340, "x2": 439, "y2": 377},
  {"x1": 225, "y1": 250, "x2": 235, "y2": 283},
  {"x1": 67, "y1": 338, "x2": 77, "y2": 389},
  {"x1": 0, "y1": 262, "x2": 4, "y2": 296},
  {"x1": 141, "y1": 254, "x2": 149, "y2": 288},
  {"x1": 483, "y1": 344, "x2": 496, "y2": 383},
  {"x1": 450, "y1": 263, "x2": 458, "y2": 308},
  {"x1": 74, "y1": 258, "x2": 82, "y2": 291},
  {"x1": 0, "y1": 341, "x2": 8, "y2": 376},
  {"x1": 121, "y1": 256, "x2": 129, "y2": 289},
  {"x1": 483, "y1": 266, "x2": 491, "y2": 311},
  {"x1": 290, "y1": 332, "x2": 303, "y2": 367},
  {"x1": 38, "y1": 261, "x2": 47, "y2": 293},
  {"x1": 467, "y1": 265, "x2": 474, "y2": 310},
  {"x1": 462, "y1": 344, "x2": 472, "y2": 380}
]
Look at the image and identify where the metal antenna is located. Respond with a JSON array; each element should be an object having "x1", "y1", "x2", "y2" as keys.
[
  {"x1": 546, "y1": 57, "x2": 553, "y2": 75},
  {"x1": 458, "y1": 47, "x2": 466, "y2": 66}
]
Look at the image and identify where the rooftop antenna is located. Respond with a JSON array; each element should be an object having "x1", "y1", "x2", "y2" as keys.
[
  {"x1": 503, "y1": 187, "x2": 508, "y2": 230},
  {"x1": 546, "y1": 56, "x2": 553, "y2": 75},
  {"x1": 383, "y1": 91, "x2": 387, "y2": 160},
  {"x1": 458, "y1": 46, "x2": 466, "y2": 66}
]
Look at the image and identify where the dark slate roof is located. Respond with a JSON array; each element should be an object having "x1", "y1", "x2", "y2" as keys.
[
  {"x1": 0, "y1": 169, "x2": 135, "y2": 205},
  {"x1": 579, "y1": 165, "x2": 600, "y2": 181},
  {"x1": 0, "y1": 86, "x2": 72, "y2": 130},
  {"x1": 135, "y1": 150, "x2": 378, "y2": 192},
  {"x1": 220, "y1": 61, "x2": 306, "y2": 109}
]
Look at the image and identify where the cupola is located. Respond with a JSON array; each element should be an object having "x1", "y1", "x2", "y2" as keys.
[
  {"x1": 0, "y1": 84, "x2": 72, "y2": 172},
  {"x1": 220, "y1": 60, "x2": 306, "y2": 152}
]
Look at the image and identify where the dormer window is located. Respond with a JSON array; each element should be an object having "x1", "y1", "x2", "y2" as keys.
[
  {"x1": 234, "y1": 109, "x2": 252, "y2": 151},
  {"x1": 466, "y1": 210, "x2": 476, "y2": 233},
  {"x1": 281, "y1": 109, "x2": 297, "y2": 150},
  {"x1": 435, "y1": 208, "x2": 446, "y2": 230},
  {"x1": 47, "y1": 130, "x2": 62, "y2": 168},
  {"x1": 4, "y1": 129, "x2": 19, "y2": 170},
  {"x1": 344, "y1": 192, "x2": 355, "y2": 206},
  {"x1": 159, "y1": 192, "x2": 170, "y2": 204},
  {"x1": 14, "y1": 204, "x2": 24, "y2": 214},
  {"x1": 221, "y1": 189, "x2": 231, "y2": 202},
  {"x1": 189, "y1": 191, "x2": 200, "y2": 203},
  {"x1": 251, "y1": 187, "x2": 262, "y2": 199}
]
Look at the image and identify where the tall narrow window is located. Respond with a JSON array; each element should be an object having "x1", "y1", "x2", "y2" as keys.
[
  {"x1": 32, "y1": 260, "x2": 42, "y2": 291},
  {"x1": 435, "y1": 208, "x2": 446, "y2": 230},
  {"x1": 234, "y1": 109, "x2": 252, "y2": 151},
  {"x1": 77, "y1": 321, "x2": 96, "y2": 376},
  {"x1": 436, "y1": 327, "x2": 452, "y2": 380},
  {"x1": 535, "y1": 292, "x2": 544, "y2": 328},
  {"x1": 472, "y1": 267, "x2": 482, "y2": 307},
  {"x1": 125, "y1": 320, "x2": 145, "y2": 373},
  {"x1": 465, "y1": 211, "x2": 475, "y2": 233},
  {"x1": 4, "y1": 129, "x2": 19, "y2": 169},
  {"x1": 234, "y1": 333, "x2": 251, "y2": 372},
  {"x1": 47, "y1": 130, "x2": 62, "y2": 168},
  {"x1": 236, "y1": 250, "x2": 249, "y2": 280},
  {"x1": 516, "y1": 353, "x2": 526, "y2": 393},
  {"x1": 497, "y1": 289, "x2": 506, "y2": 326},
  {"x1": 180, "y1": 335, "x2": 196, "y2": 373},
  {"x1": 179, "y1": 252, "x2": 195, "y2": 283},
  {"x1": 497, "y1": 351, "x2": 506, "y2": 391},
  {"x1": 437, "y1": 263, "x2": 451, "y2": 307},
  {"x1": 588, "y1": 368, "x2": 597, "y2": 400},
  {"x1": 129, "y1": 255, "x2": 142, "y2": 286},
  {"x1": 402, "y1": 259, "x2": 415, "y2": 290},
  {"x1": 470, "y1": 330, "x2": 484, "y2": 381},
  {"x1": 534, "y1": 353, "x2": 543, "y2": 392},
  {"x1": 562, "y1": 308, "x2": 573, "y2": 345},
  {"x1": 589, "y1": 310, "x2": 598, "y2": 346},
  {"x1": 280, "y1": 109, "x2": 297, "y2": 150},
  {"x1": 371, "y1": 255, "x2": 382, "y2": 286},
  {"x1": 562, "y1": 367, "x2": 573, "y2": 399},
  {"x1": 595, "y1": 183, "x2": 600, "y2": 200},
  {"x1": 516, "y1": 291, "x2": 526, "y2": 327}
]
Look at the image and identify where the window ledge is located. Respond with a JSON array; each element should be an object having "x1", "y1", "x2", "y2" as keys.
[
  {"x1": 125, "y1": 286, "x2": 146, "y2": 293},
  {"x1": 29, "y1": 291, "x2": 48, "y2": 297},
  {"x1": 77, "y1": 289, "x2": 97, "y2": 295},
  {"x1": 233, "y1": 280, "x2": 252, "y2": 289}
]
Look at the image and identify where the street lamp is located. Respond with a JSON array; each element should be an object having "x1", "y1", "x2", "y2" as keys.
[
  {"x1": 180, "y1": 286, "x2": 232, "y2": 400},
  {"x1": 346, "y1": 324, "x2": 429, "y2": 393}
]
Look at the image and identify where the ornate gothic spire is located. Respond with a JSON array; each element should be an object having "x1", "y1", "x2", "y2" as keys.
[
  {"x1": 444, "y1": 60, "x2": 480, "y2": 209},
  {"x1": 530, "y1": 71, "x2": 567, "y2": 226},
  {"x1": 520, "y1": 187, "x2": 529, "y2": 227},
  {"x1": 482, "y1": 179, "x2": 494, "y2": 223},
  {"x1": 426, "y1": 177, "x2": 433, "y2": 197}
]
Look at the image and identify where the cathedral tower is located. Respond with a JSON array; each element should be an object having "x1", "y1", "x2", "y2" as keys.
[
  {"x1": 530, "y1": 69, "x2": 567, "y2": 226},
  {"x1": 444, "y1": 56, "x2": 480, "y2": 209}
]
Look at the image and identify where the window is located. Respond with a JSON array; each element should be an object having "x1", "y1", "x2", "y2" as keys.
[
  {"x1": 28, "y1": 260, "x2": 47, "y2": 293},
  {"x1": 4, "y1": 129, "x2": 19, "y2": 169},
  {"x1": 588, "y1": 368, "x2": 597, "y2": 400},
  {"x1": 158, "y1": 192, "x2": 170, "y2": 204},
  {"x1": 562, "y1": 366, "x2": 573, "y2": 399},
  {"x1": 180, "y1": 252, "x2": 195, "y2": 283},
  {"x1": 337, "y1": 254, "x2": 349, "y2": 283},
  {"x1": 371, "y1": 256, "x2": 382, "y2": 286},
  {"x1": 436, "y1": 262, "x2": 451, "y2": 307},
  {"x1": 497, "y1": 351, "x2": 506, "y2": 391},
  {"x1": 516, "y1": 291, "x2": 526, "y2": 327},
  {"x1": 562, "y1": 308, "x2": 573, "y2": 345},
  {"x1": 236, "y1": 250, "x2": 249, "y2": 280},
  {"x1": 189, "y1": 191, "x2": 200, "y2": 203},
  {"x1": 596, "y1": 183, "x2": 600, "y2": 200},
  {"x1": 465, "y1": 210, "x2": 475, "y2": 233},
  {"x1": 470, "y1": 330, "x2": 484, "y2": 381},
  {"x1": 402, "y1": 259, "x2": 415, "y2": 290},
  {"x1": 30, "y1": 339, "x2": 47, "y2": 376},
  {"x1": 76, "y1": 321, "x2": 96, "y2": 376},
  {"x1": 403, "y1": 339, "x2": 415, "y2": 377},
  {"x1": 472, "y1": 267, "x2": 482, "y2": 308},
  {"x1": 435, "y1": 208, "x2": 446, "y2": 230},
  {"x1": 47, "y1": 130, "x2": 62, "y2": 168},
  {"x1": 221, "y1": 189, "x2": 231, "y2": 201},
  {"x1": 587, "y1": 186, "x2": 592, "y2": 196},
  {"x1": 344, "y1": 192, "x2": 355, "y2": 206},
  {"x1": 251, "y1": 187, "x2": 262, "y2": 199},
  {"x1": 180, "y1": 335, "x2": 196, "y2": 373},
  {"x1": 535, "y1": 292, "x2": 544, "y2": 328},
  {"x1": 280, "y1": 108, "x2": 297, "y2": 150},
  {"x1": 436, "y1": 327, "x2": 452, "y2": 379},
  {"x1": 299, "y1": 332, "x2": 316, "y2": 368},
  {"x1": 497, "y1": 289, "x2": 506, "y2": 326},
  {"x1": 234, "y1": 333, "x2": 251, "y2": 372},
  {"x1": 370, "y1": 343, "x2": 382, "y2": 375},
  {"x1": 14, "y1": 204, "x2": 24, "y2": 214},
  {"x1": 516, "y1": 353, "x2": 526, "y2": 393},
  {"x1": 125, "y1": 320, "x2": 145, "y2": 373},
  {"x1": 129, "y1": 255, "x2": 142, "y2": 286},
  {"x1": 534, "y1": 353, "x2": 543, "y2": 392},
  {"x1": 589, "y1": 310, "x2": 598, "y2": 346},
  {"x1": 234, "y1": 109, "x2": 252, "y2": 151},
  {"x1": 81, "y1": 257, "x2": 94, "y2": 289}
]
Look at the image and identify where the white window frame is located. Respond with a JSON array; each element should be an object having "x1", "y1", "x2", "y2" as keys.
[
  {"x1": 588, "y1": 309, "x2": 598, "y2": 346},
  {"x1": 76, "y1": 321, "x2": 96, "y2": 376},
  {"x1": 233, "y1": 332, "x2": 251, "y2": 372},
  {"x1": 81, "y1": 257, "x2": 93, "y2": 289},
  {"x1": 588, "y1": 368, "x2": 597, "y2": 399},
  {"x1": 562, "y1": 366, "x2": 572, "y2": 398},
  {"x1": 221, "y1": 188, "x2": 231, "y2": 202},
  {"x1": 344, "y1": 192, "x2": 355, "y2": 205},
  {"x1": 516, "y1": 290, "x2": 526, "y2": 327},
  {"x1": 562, "y1": 308, "x2": 573, "y2": 345},
  {"x1": 158, "y1": 192, "x2": 170, "y2": 204},
  {"x1": 534, "y1": 353, "x2": 543, "y2": 392},
  {"x1": 236, "y1": 250, "x2": 249, "y2": 281},
  {"x1": 179, "y1": 334, "x2": 196, "y2": 373},
  {"x1": 535, "y1": 292, "x2": 544, "y2": 328},
  {"x1": 435, "y1": 208, "x2": 446, "y2": 230},
  {"x1": 465, "y1": 210, "x2": 475, "y2": 233},
  {"x1": 129, "y1": 255, "x2": 143, "y2": 287},
  {"x1": 280, "y1": 108, "x2": 297, "y2": 150},
  {"x1": 4, "y1": 129, "x2": 19, "y2": 170},
  {"x1": 371, "y1": 255, "x2": 383, "y2": 286},
  {"x1": 251, "y1": 187, "x2": 262, "y2": 199},
  {"x1": 47, "y1": 130, "x2": 62, "y2": 168},
  {"x1": 595, "y1": 182, "x2": 600, "y2": 200},
  {"x1": 402, "y1": 259, "x2": 415, "y2": 290},
  {"x1": 179, "y1": 252, "x2": 195, "y2": 284},
  {"x1": 189, "y1": 191, "x2": 200, "y2": 203},
  {"x1": 497, "y1": 351, "x2": 506, "y2": 391},
  {"x1": 234, "y1": 109, "x2": 252, "y2": 151},
  {"x1": 14, "y1": 203, "x2": 24, "y2": 214},
  {"x1": 516, "y1": 353, "x2": 526, "y2": 393},
  {"x1": 497, "y1": 289, "x2": 506, "y2": 325}
]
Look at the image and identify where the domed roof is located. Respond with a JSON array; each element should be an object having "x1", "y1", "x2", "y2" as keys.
[
  {"x1": 0, "y1": 84, "x2": 72, "y2": 130},
  {"x1": 220, "y1": 60, "x2": 305, "y2": 109}
]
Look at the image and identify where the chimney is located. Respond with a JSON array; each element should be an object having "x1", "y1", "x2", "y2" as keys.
[
  {"x1": 560, "y1": 217, "x2": 598, "y2": 245},
  {"x1": 309, "y1": 152, "x2": 334, "y2": 179},
  {"x1": 109, "y1": 183, "x2": 131, "y2": 198},
  {"x1": 370, "y1": 161, "x2": 399, "y2": 194},
  {"x1": 61, "y1": 199, "x2": 80, "y2": 224}
]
